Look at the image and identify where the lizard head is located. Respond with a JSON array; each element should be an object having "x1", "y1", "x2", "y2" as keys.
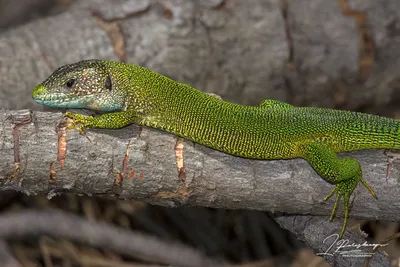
[{"x1": 32, "y1": 59, "x2": 125, "y2": 112}]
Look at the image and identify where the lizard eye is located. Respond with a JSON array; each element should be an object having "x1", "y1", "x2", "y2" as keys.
[
  {"x1": 66, "y1": 78, "x2": 76, "y2": 88},
  {"x1": 105, "y1": 76, "x2": 112, "y2": 90}
]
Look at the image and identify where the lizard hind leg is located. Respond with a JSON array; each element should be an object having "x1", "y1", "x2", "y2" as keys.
[{"x1": 300, "y1": 141, "x2": 376, "y2": 237}]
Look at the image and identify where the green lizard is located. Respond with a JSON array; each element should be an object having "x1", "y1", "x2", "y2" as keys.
[{"x1": 32, "y1": 59, "x2": 400, "y2": 238}]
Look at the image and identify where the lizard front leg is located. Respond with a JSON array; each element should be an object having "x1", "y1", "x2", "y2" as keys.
[
  {"x1": 66, "y1": 110, "x2": 139, "y2": 132},
  {"x1": 300, "y1": 141, "x2": 377, "y2": 238}
]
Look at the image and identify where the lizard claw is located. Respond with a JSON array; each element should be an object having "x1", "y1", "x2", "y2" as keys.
[
  {"x1": 323, "y1": 177, "x2": 376, "y2": 238},
  {"x1": 65, "y1": 112, "x2": 92, "y2": 135},
  {"x1": 323, "y1": 187, "x2": 349, "y2": 238}
]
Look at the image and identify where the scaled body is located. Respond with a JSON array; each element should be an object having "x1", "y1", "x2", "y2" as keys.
[{"x1": 32, "y1": 60, "x2": 400, "y2": 238}]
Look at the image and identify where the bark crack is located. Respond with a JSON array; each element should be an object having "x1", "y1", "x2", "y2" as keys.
[{"x1": 337, "y1": 0, "x2": 376, "y2": 82}]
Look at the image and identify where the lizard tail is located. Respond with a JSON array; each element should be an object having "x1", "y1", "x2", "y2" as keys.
[
  {"x1": 369, "y1": 117, "x2": 400, "y2": 150},
  {"x1": 342, "y1": 114, "x2": 400, "y2": 151}
]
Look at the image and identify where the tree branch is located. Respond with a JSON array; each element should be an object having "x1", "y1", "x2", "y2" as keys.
[
  {"x1": 275, "y1": 215, "x2": 391, "y2": 267},
  {"x1": 0, "y1": 209, "x2": 223, "y2": 267},
  {"x1": 1, "y1": 0, "x2": 400, "y2": 114},
  {"x1": 1, "y1": 109, "x2": 399, "y2": 245}
]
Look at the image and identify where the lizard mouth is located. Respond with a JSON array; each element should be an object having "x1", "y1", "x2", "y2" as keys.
[{"x1": 32, "y1": 84, "x2": 93, "y2": 108}]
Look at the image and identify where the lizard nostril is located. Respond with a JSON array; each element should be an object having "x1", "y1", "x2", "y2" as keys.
[{"x1": 32, "y1": 84, "x2": 47, "y2": 100}]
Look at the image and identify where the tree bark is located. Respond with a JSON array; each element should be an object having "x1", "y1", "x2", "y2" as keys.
[
  {"x1": 1, "y1": 0, "x2": 400, "y2": 114},
  {"x1": 1, "y1": 109, "x2": 399, "y2": 238}
]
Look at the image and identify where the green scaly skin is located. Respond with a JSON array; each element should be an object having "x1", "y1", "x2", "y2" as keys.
[{"x1": 32, "y1": 59, "x2": 400, "y2": 238}]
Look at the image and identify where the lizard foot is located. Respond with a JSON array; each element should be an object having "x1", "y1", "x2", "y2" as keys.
[
  {"x1": 302, "y1": 142, "x2": 378, "y2": 238},
  {"x1": 65, "y1": 112, "x2": 94, "y2": 134},
  {"x1": 323, "y1": 174, "x2": 376, "y2": 238}
]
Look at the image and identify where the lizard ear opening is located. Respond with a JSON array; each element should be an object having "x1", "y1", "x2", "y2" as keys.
[{"x1": 105, "y1": 76, "x2": 112, "y2": 90}]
